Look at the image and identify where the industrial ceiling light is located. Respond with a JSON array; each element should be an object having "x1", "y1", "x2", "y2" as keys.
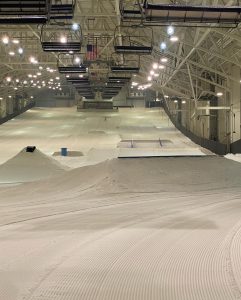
[
  {"x1": 37, "y1": 72, "x2": 42, "y2": 76},
  {"x1": 6, "y1": 76, "x2": 11, "y2": 82},
  {"x1": 170, "y1": 36, "x2": 179, "y2": 42},
  {"x1": 160, "y1": 42, "x2": 167, "y2": 51},
  {"x1": 29, "y1": 56, "x2": 37, "y2": 64},
  {"x1": 182, "y1": 100, "x2": 186, "y2": 104},
  {"x1": 132, "y1": 82, "x2": 138, "y2": 86},
  {"x1": 167, "y1": 26, "x2": 174, "y2": 36},
  {"x1": 153, "y1": 73, "x2": 159, "y2": 77},
  {"x1": 174, "y1": 100, "x2": 178, "y2": 103},
  {"x1": 161, "y1": 57, "x2": 168, "y2": 63},
  {"x1": 147, "y1": 76, "x2": 152, "y2": 81},
  {"x1": 15, "y1": 79, "x2": 19, "y2": 83},
  {"x1": 2, "y1": 36, "x2": 9, "y2": 45},
  {"x1": 217, "y1": 92, "x2": 223, "y2": 97},
  {"x1": 153, "y1": 63, "x2": 158, "y2": 69},
  {"x1": 164, "y1": 95, "x2": 169, "y2": 98},
  {"x1": 18, "y1": 47, "x2": 23, "y2": 54},
  {"x1": 12, "y1": 39, "x2": 19, "y2": 44},
  {"x1": 74, "y1": 57, "x2": 81, "y2": 64},
  {"x1": 60, "y1": 36, "x2": 67, "y2": 43},
  {"x1": 150, "y1": 70, "x2": 155, "y2": 75},
  {"x1": 9, "y1": 51, "x2": 15, "y2": 56},
  {"x1": 159, "y1": 65, "x2": 165, "y2": 69},
  {"x1": 8, "y1": 96, "x2": 12, "y2": 98},
  {"x1": 72, "y1": 23, "x2": 80, "y2": 31},
  {"x1": 39, "y1": 66, "x2": 43, "y2": 70}
]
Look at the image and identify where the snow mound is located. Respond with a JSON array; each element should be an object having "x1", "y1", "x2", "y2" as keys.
[
  {"x1": 0, "y1": 147, "x2": 68, "y2": 184},
  {"x1": 225, "y1": 153, "x2": 241, "y2": 163}
]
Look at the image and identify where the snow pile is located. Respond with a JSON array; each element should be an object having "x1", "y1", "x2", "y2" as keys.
[
  {"x1": 225, "y1": 153, "x2": 241, "y2": 164},
  {"x1": 0, "y1": 147, "x2": 68, "y2": 184}
]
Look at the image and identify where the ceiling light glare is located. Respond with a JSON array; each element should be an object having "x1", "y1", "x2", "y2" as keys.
[
  {"x1": 2, "y1": 36, "x2": 9, "y2": 45},
  {"x1": 170, "y1": 36, "x2": 179, "y2": 42},
  {"x1": 12, "y1": 39, "x2": 19, "y2": 44},
  {"x1": 39, "y1": 66, "x2": 43, "y2": 70},
  {"x1": 56, "y1": 77, "x2": 60, "y2": 80},
  {"x1": 153, "y1": 73, "x2": 159, "y2": 77},
  {"x1": 164, "y1": 95, "x2": 169, "y2": 98},
  {"x1": 217, "y1": 92, "x2": 223, "y2": 97},
  {"x1": 23, "y1": 80, "x2": 27, "y2": 84},
  {"x1": 159, "y1": 65, "x2": 165, "y2": 69},
  {"x1": 29, "y1": 56, "x2": 36, "y2": 64},
  {"x1": 60, "y1": 36, "x2": 67, "y2": 44},
  {"x1": 161, "y1": 57, "x2": 168, "y2": 63},
  {"x1": 8, "y1": 96, "x2": 12, "y2": 98},
  {"x1": 6, "y1": 76, "x2": 11, "y2": 82},
  {"x1": 14, "y1": 87, "x2": 18, "y2": 90},
  {"x1": 72, "y1": 23, "x2": 80, "y2": 31},
  {"x1": 132, "y1": 82, "x2": 138, "y2": 86},
  {"x1": 9, "y1": 51, "x2": 15, "y2": 56},
  {"x1": 79, "y1": 75, "x2": 83, "y2": 78},
  {"x1": 37, "y1": 72, "x2": 42, "y2": 76},
  {"x1": 153, "y1": 63, "x2": 158, "y2": 69},
  {"x1": 150, "y1": 70, "x2": 155, "y2": 75},
  {"x1": 30, "y1": 96, "x2": 34, "y2": 99},
  {"x1": 74, "y1": 57, "x2": 81, "y2": 64},
  {"x1": 182, "y1": 100, "x2": 186, "y2": 104},
  {"x1": 147, "y1": 76, "x2": 152, "y2": 81},
  {"x1": 167, "y1": 26, "x2": 174, "y2": 36},
  {"x1": 15, "y1": 79, "x2": 19, "y2": 83},
  {"x1": 160, "y1": 42, "x2": 167, "y2": 51},
  {"x1": 18, "y1": 47, "x2": 23, "y2": 54},
  {"x1": 174, "y1": 100, "x2": 178, "y2": 103}
]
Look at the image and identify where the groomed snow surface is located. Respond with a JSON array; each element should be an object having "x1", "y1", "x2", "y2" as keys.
[{"x1": 0, "y1": 107, "x2": 241, "y2": 300}]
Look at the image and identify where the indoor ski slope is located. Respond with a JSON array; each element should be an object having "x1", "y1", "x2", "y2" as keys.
[{"x1": 0, "y1": 108, "x2": 241, "y2": 300}]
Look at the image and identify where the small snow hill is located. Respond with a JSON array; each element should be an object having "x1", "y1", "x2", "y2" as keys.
[{"x1": 0, "y1": 147, "x2": 68, "y2": 184}]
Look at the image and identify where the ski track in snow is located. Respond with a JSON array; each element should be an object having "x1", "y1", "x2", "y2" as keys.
[{"x1": 0, "y1": 108, "x2": 240, "y2": 299}]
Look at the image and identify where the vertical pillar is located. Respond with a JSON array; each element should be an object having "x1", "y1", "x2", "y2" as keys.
[{"x1": 7, "y1": 97, "x2": 14, "y2": 115}]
